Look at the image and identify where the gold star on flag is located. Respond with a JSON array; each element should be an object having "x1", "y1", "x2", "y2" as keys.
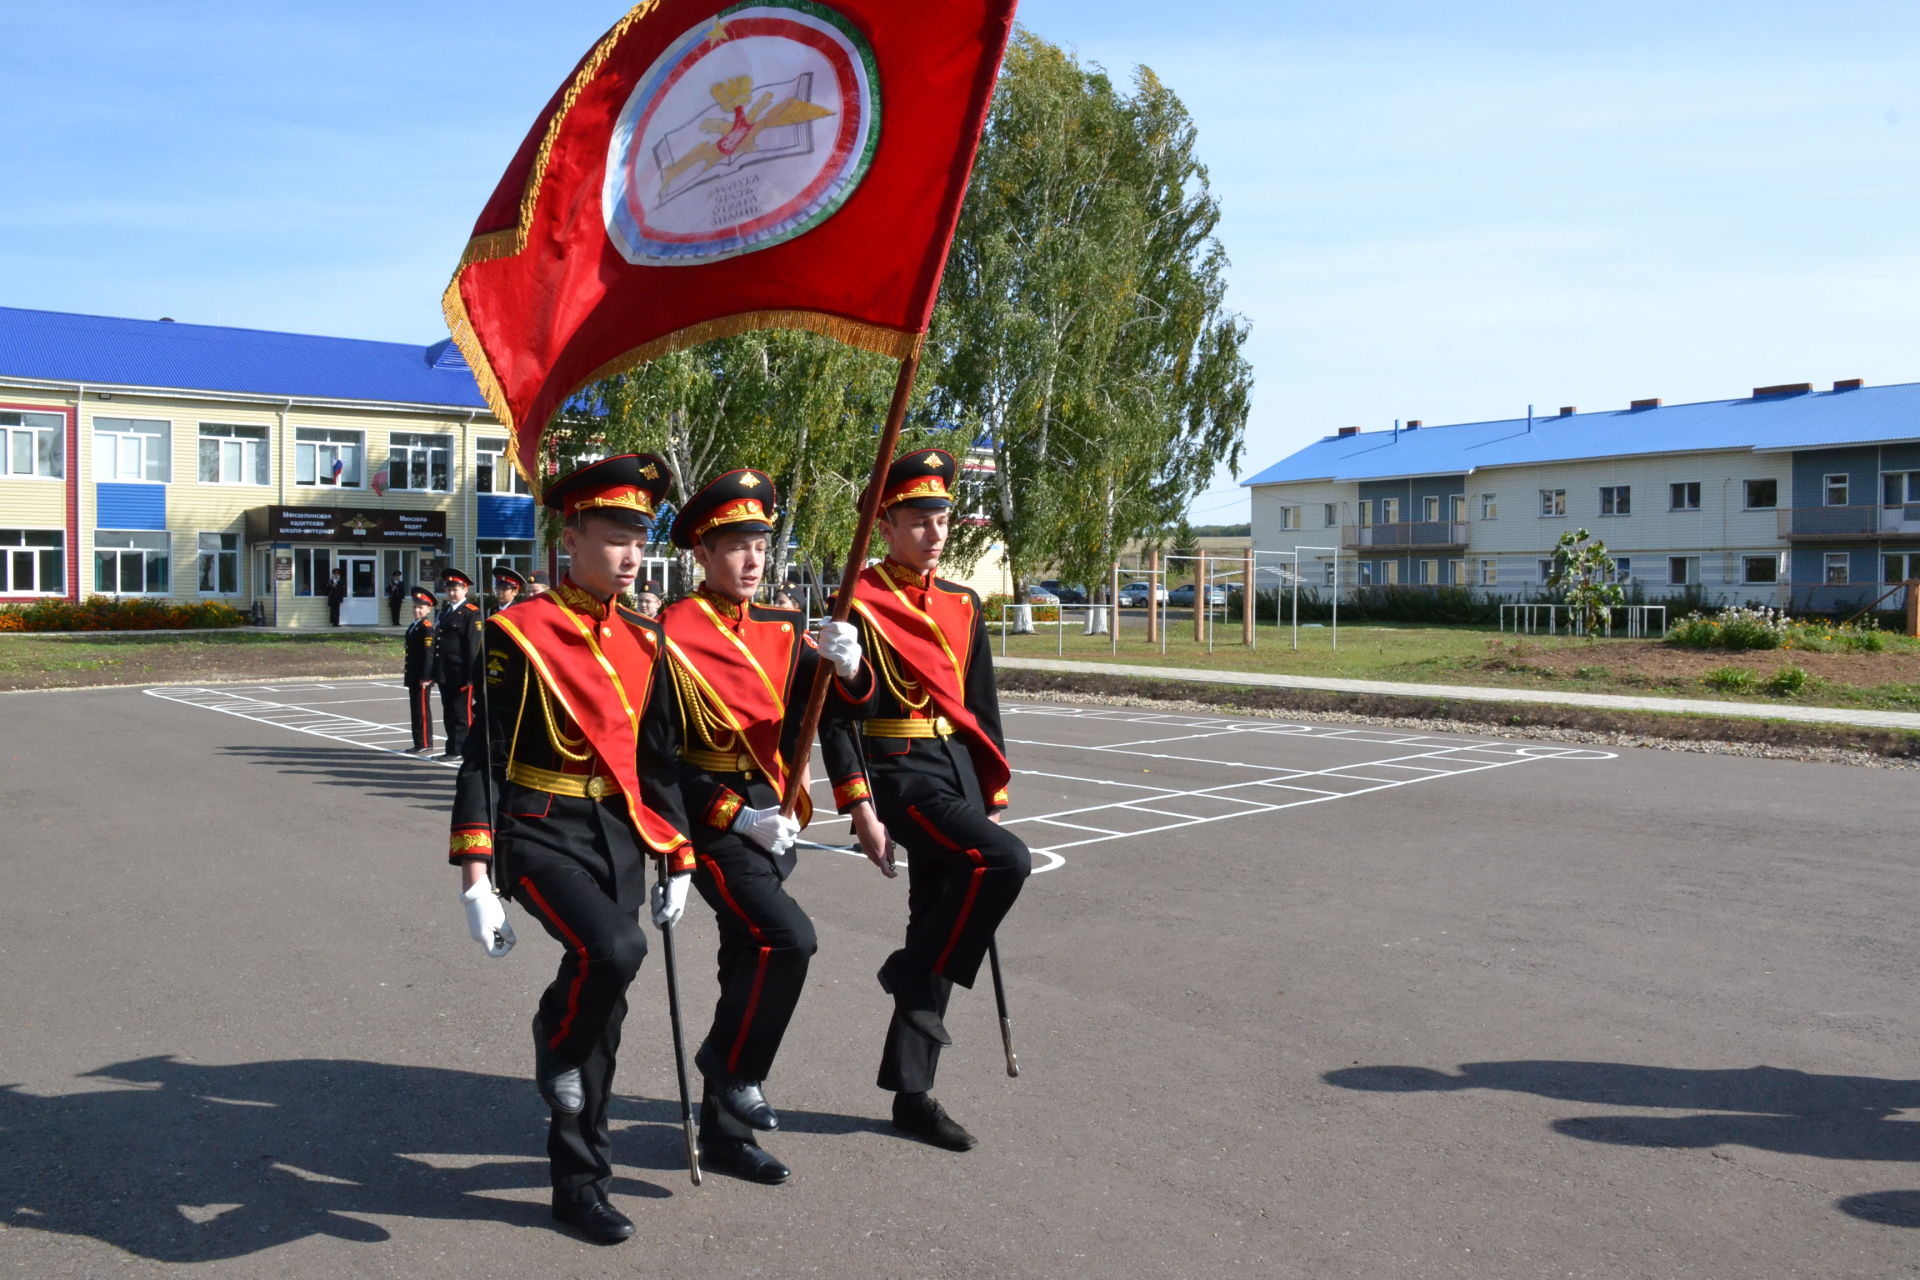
[{"x1": 706, "y1": 19, "x2": 730, "y2": 44}]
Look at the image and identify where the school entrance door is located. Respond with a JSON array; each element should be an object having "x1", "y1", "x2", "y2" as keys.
[{"x1": 341, "y1": 555, "x2": 379, "y2": 625}]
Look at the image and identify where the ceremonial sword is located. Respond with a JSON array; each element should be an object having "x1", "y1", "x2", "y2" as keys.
[{"x1": 655, "y1": 857, "x2": 701, "y2": 1186}]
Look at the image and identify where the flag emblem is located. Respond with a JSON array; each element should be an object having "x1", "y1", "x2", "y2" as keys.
[{"x1": 603, "y1": 1, "x2": 879, "y2": 266}]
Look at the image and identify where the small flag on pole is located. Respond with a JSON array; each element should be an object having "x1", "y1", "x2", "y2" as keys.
[
  {"x1": 370, "y1": 469, "x2": 390, "y2": 497},
  {"x1": 331, "y1": 458, "x2": 346, "y2": 483},
  {"x1": 443, "y1": 0, "x2": 1018, "y2": 494}
]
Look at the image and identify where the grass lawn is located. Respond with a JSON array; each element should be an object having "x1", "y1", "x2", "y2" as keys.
[
  {"x1": 986, "y1": 614, "x2": 1920, "y2": 714},
  {"x1": 0, "y1": 631, "x2": 404, "y2": 691}
]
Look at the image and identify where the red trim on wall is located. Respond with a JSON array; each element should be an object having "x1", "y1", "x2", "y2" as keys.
[{"x1": 0, "y1": 399, "x2": 79, "y2": 601}]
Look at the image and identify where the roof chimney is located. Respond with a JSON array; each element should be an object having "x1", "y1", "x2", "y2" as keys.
[
  {"x1": 1337, "y1": 426, "x2": 1360, "y2": 438},
  {"x1": 1558, "y1": 406, "x2": 1576, "y2": 417},
  {"x1": 158, "y1": 317, "x2": 175, "y2": 323},
  {"x1": 1752, "y1": 382, "x2": 1812, "y2": 398},
  {"x1": 1832, "y1": 378, "x2": 1863, "y2": 392},
  {"x1": 1405, "y1": 419, "x2": 1422, "y2": 429},
  {"x1": 1629, "y1": 397, "x2": 1661, "y2": 410}
]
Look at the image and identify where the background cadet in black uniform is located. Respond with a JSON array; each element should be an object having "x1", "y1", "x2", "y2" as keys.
[
  {"x1": 448, "y1": 454, "x2": 696, "y2": 1244},
  {"x1": 433, "y1": 569, "x2": 482, "y2": 760},
  {"x1": 402, "y1": 587, "x2": 437, "y2": 754},
  {"x1": 490, "y1": 565, "x2": 526, "y2": 610},
  {"x1": 657, "y1": 469, "x2": 873, "y2": 1185},
  {"x1": 386, "y1": 570, "x2": 408, "y2": 625},
  {"x1": 821, "y1": 448, "x2": 1032, "y2": 1152}
]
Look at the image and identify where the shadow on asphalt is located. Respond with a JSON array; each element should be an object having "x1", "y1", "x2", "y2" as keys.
[
  {"x1": 0, "y1": 1055, "x2": 887, "y2": 1260},
  {"x1": 1324, "y1": 1060, "x2": 1920, "y2": 1226},
  {"x1": 218, "y1": 744, "x2": 456, "y2": 813}
]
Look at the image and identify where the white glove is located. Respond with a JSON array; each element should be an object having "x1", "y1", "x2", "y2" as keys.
[
  {"x1": 816, "y1": 620, "x2": 863, "y2": 682},
  {"x1": 651, "y1": 872, "x2": 692, "y2": 928},
  {"x1": 732, "y1": 804, "x2": 801, "y2": 855},
  {"x1": 461, "y1": 880, "x2": 516, "y2": 958}
]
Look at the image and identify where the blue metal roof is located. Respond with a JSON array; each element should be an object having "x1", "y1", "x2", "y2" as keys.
[
  {"x1": 0, "y1": 306, "x2": 488, "y2": 410},
  {"x1": 1242, "y1": 382, "x2": 1920, "y2": 487}
]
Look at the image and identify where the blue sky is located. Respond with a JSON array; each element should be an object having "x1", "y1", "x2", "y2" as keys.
[{"x1": 4, "y1": 1, "x2": 1918, "y2": 522}]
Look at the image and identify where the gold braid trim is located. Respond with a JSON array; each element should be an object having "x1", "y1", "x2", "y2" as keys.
[
  {"x1": 668, "y1": 652, "x2": 738, "y2": 753},
  {"x1": 449, "y1": 830, "x2": 495, "y2": 857},
  {"x1": 869, "y1": 632, "x2": 932, "y2": 712}
]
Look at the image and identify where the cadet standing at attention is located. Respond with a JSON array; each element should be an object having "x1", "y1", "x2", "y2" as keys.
[
  {"x1": 402, "y1": 586, "x2": 437, "y2": 754},
  {"x1": 657, "y1": 468, "x2": 876, "y2": 1184},
  {"x1": 822, "y1": 448, "x2": 1032, "y2": 1152},
  {"x1": 433, "y1": 569, "x2": 482, "y2": 760},
  {"x1": 448, "y1": 454, "x2": 696, "y2": 1244}
]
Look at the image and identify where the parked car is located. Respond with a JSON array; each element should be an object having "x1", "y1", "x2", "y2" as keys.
[
  {"x1": 1118, "y1": 581, "x2": 1167, "y2": 607},
  {"x1": 1166, "y1": 583, "x2": 1228, "y2": 607},
  {"x1": 1037, "y1": 579, "x2": 1087, "y2": 604},
  {"x1": 1024, "y1": 586, "x2": 1060, "y2": 605}
]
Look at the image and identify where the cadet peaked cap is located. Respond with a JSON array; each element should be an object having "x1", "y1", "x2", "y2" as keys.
[
  {"x1": 872, "y1": 447, "x2": 956, "y2": 513},
  {"x1": 672, "y1": 468, "x2": 778, "y2": 550},
  {"x1": 491, "y1": 566, "x2": 528, "y2": 591},
  {"x1": 529, "y1": 569, "x2": 551, "y2": 586},
  {"x1": 441, "y1": 568, "x2": 474, "y2": 588},
  {"x1": 408, "y1": 587, "x2": 436, "y2": 607},
  {"x1": 544, "y1": 453, "x2": 673, "y2": 529}
]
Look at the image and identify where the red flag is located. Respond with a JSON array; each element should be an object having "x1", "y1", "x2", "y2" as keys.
[{"x1": 444, "y1": 0, "x2": 1018, "y2": 494}]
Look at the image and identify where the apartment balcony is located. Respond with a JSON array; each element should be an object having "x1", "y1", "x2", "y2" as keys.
[
  {"x1": 1778, "y1": 504, "x2": 1920, "y2": 541},
  {"x1": 1341, "y1": 521, "x2": 1469, "y2": 551}
]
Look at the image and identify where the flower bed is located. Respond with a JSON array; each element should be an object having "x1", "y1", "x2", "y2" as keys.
[
  {"x1": 0, "y1": 596, "x2": 250, "y2": 633},
  {"x1": 1666, "y1": 606, "x2": 1888, "y2": 653}
]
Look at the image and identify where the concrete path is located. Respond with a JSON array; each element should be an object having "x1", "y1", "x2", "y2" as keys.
[{"x1": 996, "y1": 655, "x2": 1920, "y2": 731}]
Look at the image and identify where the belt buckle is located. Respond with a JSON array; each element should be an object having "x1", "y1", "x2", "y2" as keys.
[{"x1": 585, "y1": 775, "x2": 608, "y2": 800}]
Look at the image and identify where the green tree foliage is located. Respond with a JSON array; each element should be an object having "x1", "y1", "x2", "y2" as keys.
[
  {"x1": 1547, "y1": 528, "x2": 1625, "y2": 635},
  {"x1": 929, "y1": 31, "x2": 1252, "y2": 604}
]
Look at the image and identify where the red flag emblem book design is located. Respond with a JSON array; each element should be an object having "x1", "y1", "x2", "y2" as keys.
[{"x1": 444, "y1": 0, "x2": 1017, "y2": 492}]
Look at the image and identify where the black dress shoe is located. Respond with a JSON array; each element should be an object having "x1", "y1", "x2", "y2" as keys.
[
  {"x1": 551, "y1": 1192, "x2": 634, "y2": 1243},
  {"x1": 877, "y1": 952, "x2": 952, "y2": 1047},
  {"x1": 533, "y1": 1014, "x2": 584, "y2": 1115},
  {"x1": 703, "y1": 1136, "x2": 791, "y2": 1185},
  {"x1": 710, "y1": 1077, "x2": 779, "y2": 1131},
  {"x1": 891, "y1": 1091, "x2": 976, "y2": 1151}
]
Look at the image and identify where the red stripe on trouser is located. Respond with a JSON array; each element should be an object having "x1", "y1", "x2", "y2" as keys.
[
  {"x1": 728, "y1": 948, "x2": 772, "y2": 1074},
  {"x1": 464, "y1": 684, "x2": 473, "y2": 727},
  {"x1": 906, "y1": 805, "x2": 986, "y2": 975},
  {"x1": 417, "y1": 687, "x2": 433, "y2": 746},
  {"x1": 516, "y1": 878, "x2": 589, "y2": 1049}
]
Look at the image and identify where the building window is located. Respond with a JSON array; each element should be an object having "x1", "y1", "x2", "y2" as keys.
[
  {"x1": 1670, "y1": 481, "x2": 1701, "y2": 511},
  {"x1": 1379, "y1": 498, "x2": 1400, "y2": 524},
  {"x1": 1356, "y1": 561, "x2": 1374, "y2": 586},
  {"x1": 1886, "y1": 553, "x2": 1920, "y2": 582},
  {"x1": 1480, "y1": 494, "x2": 1497, "y2": 520},
  {"x1": 1537, "y1": 558, "x2": 1555, "y2": 583},
  {"x1": 296, "y1": 429, "x2": 363, "y2": 487},
  {"x1": 1884, "y1": 471, "x2": 1920, "y2": 505},
  {"x1": 1612, "y1": 557, "x2": 1631, "y2": 582},
  {"x1": 197, "y1": 533, "x2": 240, "y2": 594},
  {"x1": 1539, "y1": 489, "x2": 1565, "y2": 517},
  {"x1": 1, "y1": 411, "x2": 64, "y2": 479},
  {"x1": 1356, "y1": 501, "x2": 1372, "y2": 527},
  {"x1": 1449, "y1": 558, "x2": 1466, "y2": 585},
  {"x1": 478, "y1": 439, "x2": 534, "y2": 496},
  {"x1": 1417, "y1": 559, "x2": 1437, "y2": 584},
  {"x1": 1743, "y1": 479, "x2": 1777, "y2": 509},
  {"x1": 1380, "y1": 560, "x2": 1400, "y2": 585},
  {"x1": 1277, "y1": 505, "x2": 1300, "y2": 531},
  {"x1": 95, "y1": 531, "x2": 170, "y2": 594},
  {"x1": 0, "y1": 529, "x2": 64, "y2": 594},
  {"x1": 1669, "y1": 556, "x2": 1698, "y2": 585},
  {"x1": 95, "y1": 418, "x2": 171, "y2": 483},
  {"x1": 477, "y1": 538, "x2": 535, "y2": 580},
  {"x1": 1478, "y1": 559, "x2": 1497, "y2": 586},
  {"x1": 292, "y1": 547, "x2": 332, "y2": 597},
  {"x1": 1449, "y1": 494, "x2": 1466, "y2": 523},
  {"x1": 1742, "y1": 555, "x2": 1780, "y2": 585},
  {"x1": 1323, "y1": 503, "x2": 1338, "y2": 527},
  {"x1": 1598, "y1": 484, "x2": 1631, "y2": 516},
  {"x1": 1824, "y1": 474, "x2": 1849, "y2": 507},
  {"x1": 1323, "y1": 560, "x2": 1336, "y2": 586},
  {"x1": 1421, "y1": 496, "x2": 1439, "y2": 522},
  {"x1": 1824, "y1": 553, "x2": 1850, "y2": 585},
  {"x1": 389, "y1": 432, "x2": 453, "y2": 492},
  {"x1": 197, "y1": 423, "x2": 269, "y2": 486}
]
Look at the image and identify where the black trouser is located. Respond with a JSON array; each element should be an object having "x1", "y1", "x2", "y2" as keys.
[
  {"x1": 405, "y1": 680, "x2": 434, "y2": 751},
  {"x1": 691, "y1": 840, "x2": 816, "y2": 1096},
  {"x1": 328, "y1": 597, "x2": 342, "y2": 625},
  {"x1": 510, "y1": 852, "x2": 649, "y2": 1200},
  {"x1": 438, "y1": 680, "x2": 471, "y2": 755},
  {"x1": 389, "y1": 600, "x2": 402, "y2": 626},
  {"x1": 871, "y1": 743, "x2": 1030, "y2": 1094}
]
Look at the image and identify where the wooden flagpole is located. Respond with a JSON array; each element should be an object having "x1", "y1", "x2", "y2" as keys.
[{"x1": 778, "y1": 342, "x2": 925, "y2": 818}]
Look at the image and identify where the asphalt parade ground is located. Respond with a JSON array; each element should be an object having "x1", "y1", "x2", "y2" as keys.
[{"x1": 4, "y1": 682, "x2": 1918, "y2": 1278}]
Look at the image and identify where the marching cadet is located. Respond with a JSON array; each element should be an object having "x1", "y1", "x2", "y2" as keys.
[
  {"x1": 657, "y1": 469, "x2": 874, "y2": 1185},
  {"x1": 821, "y1": 448, "x2": 1032, "y2": 1152},
  {"x1": 490, "y1": 565, "x2": 527, "y2": 610},
  {"x1": 402, "y1": 587, "x2": 438, "y2": 754},
  {"x1": 448, "y1": 454, "x2": 696, "y2": 1244},
  {"x1": 433, "y1": 569, "x2": 483, "y2": 760}
]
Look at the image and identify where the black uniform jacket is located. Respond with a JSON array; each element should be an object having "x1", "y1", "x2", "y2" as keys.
[
  {"x1": 434, "y1": 599, "x2": 483, "y2": 687},
  {"x1": 449, "y1": 584, "x2": 695, "y2": 911},
  {"x1": 660, "y1": 591, "x2": 874, "y2": 879},
  {"x1": 820, "y1": 561, "x2": 1008, "y2": 817},
  {"x1": 403, "y1": 617, "x2": 434, "y2": 685}
]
